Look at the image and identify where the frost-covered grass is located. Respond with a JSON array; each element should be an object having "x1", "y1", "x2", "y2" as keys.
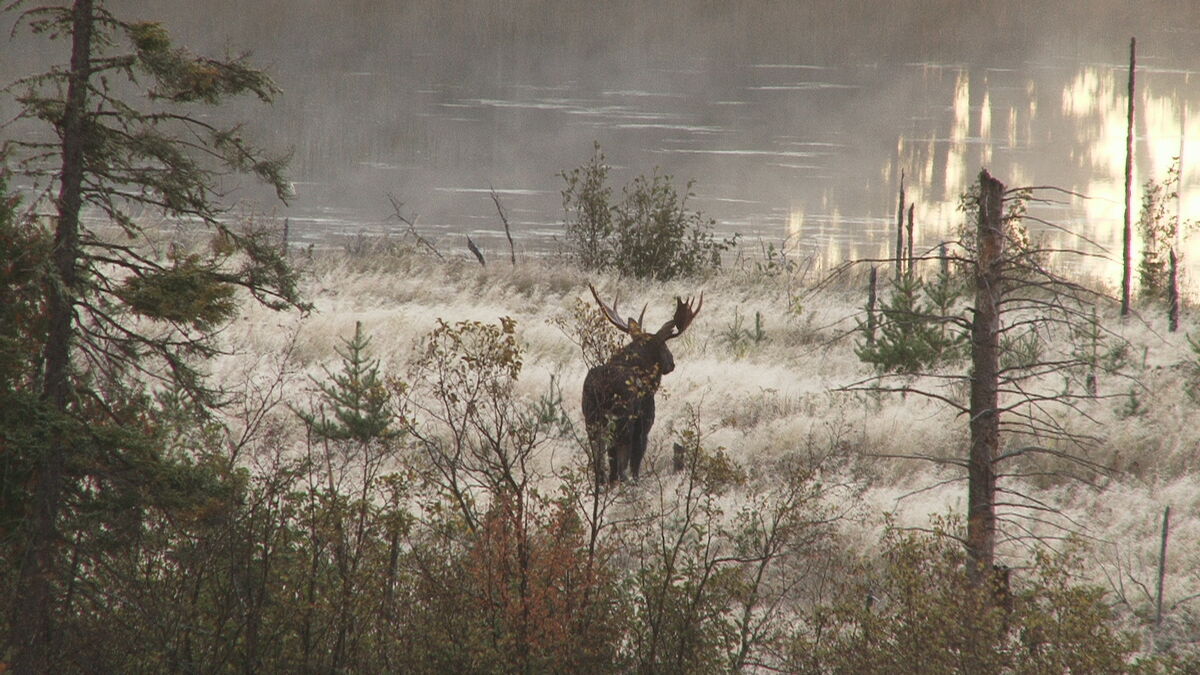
[{"x1": 215, "y1": 244, "x2": 1200, "y2": 652}]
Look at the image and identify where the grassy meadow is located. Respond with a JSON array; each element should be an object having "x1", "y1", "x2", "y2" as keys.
[{"x1": 210, "y1": 232, "x2": 1200, "y2": 661}]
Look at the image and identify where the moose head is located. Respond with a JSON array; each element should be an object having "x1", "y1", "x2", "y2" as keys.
[{"x1": 582, "y1": 283, "x2": 702, "y2": 485}]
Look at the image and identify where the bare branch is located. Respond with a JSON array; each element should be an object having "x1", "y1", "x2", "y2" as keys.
[{"x1": 386, "y1": 192, "x2": 443, "y2": 259}]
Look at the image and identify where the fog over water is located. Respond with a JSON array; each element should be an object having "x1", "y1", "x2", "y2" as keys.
[{"x1": 8, "y1": 1, "x2": 1200, "y2": 277}]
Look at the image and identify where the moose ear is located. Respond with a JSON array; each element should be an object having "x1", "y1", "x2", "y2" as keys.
[{"x1": 627, "y1": 303, "x2": 649, "y2": 336}]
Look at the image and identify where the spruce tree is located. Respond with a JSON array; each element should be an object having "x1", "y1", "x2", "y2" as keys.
[
  {"x1": 297, "y1": 321, "x2": 397, "y2": 444},
  {"x1": 2, "y1": 2, "x2": 306, "y2": 668},
  {"x1": 856, "y1": 274, "x2": 966, "y2": 375}
]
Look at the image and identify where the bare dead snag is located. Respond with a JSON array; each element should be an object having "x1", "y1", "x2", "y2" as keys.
[
  {"x1": 895, "y1": 170, "x2": 906, "y2": 282},
  {"x1": 1156, "y1": 505, "x2": 1171, "y2": 626},
  {"x1": 906, "y1": 203, "x2": 915, "y2": 276},
  {"x1": 1122, "y1": 37, "x2": 1136, "y2": 317},
  {"x1": 490, "y1": 186, "x2": 517, "y2": 267},
  {"x1": 1169, "y1": 248, "x2": 1179, "y2": 332},
  {"x1": 968, "y1": 169, "x2": 1004, "y2": 586}
]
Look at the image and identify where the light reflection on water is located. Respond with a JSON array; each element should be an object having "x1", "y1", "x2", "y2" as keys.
[
  {"x1": 313, "y1": 56, "x2": 1196, "y2": 286},
  {"x1": 8, "y1": 2, "x2": 1200, "y2": 287}
]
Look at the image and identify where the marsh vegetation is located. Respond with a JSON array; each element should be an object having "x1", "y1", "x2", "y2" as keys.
[{"x1": 6, "y1": 1, "x2": 1200, "y2": 672}]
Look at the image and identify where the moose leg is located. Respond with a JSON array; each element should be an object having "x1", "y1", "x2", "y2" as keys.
[
  {"x1": 591, "y1": 437, "x2": 606, "y2": 487},
  {"x1": 630, "y1": 396, "x2": 655, "y2": 480},
  {"x1": 610, "y1": 436, "x2": 629, "y2": 482},
  {"x1": 585, "y1": 417, "x2": 613, "y2": 487},
  {"x1": 628, "y1": 443, "x2": 644, "y2": 480}
]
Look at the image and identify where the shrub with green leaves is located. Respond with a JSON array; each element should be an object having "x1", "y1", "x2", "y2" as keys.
[
  {"x1": 561, "y1": 143, "x2": 736, "y2": 280},
  {"x1": 1137, "y1": 159, "x2": 1190, "y2": 302},
  {"x1": 796, "y1": 525, "x2": 1161, "y2": 674}
]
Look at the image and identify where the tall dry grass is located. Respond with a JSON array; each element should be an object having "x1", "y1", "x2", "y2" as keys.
[{"x1": 213, "y1": 243, "x2": 1200, "y2": 651}]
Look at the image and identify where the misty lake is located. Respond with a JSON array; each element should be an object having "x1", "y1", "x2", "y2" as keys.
[{"x1": 9, "y1": 1, "x2": 1200, "y2": 280}]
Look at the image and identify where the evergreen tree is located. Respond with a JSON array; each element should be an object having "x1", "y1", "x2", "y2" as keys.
[
  {"x1": 856, "y1": 273, "x2": 966, "y2": 375},
  {"x1": 296, "y1": 321, "x2": 397, "y2": 444},
  {"x1": 1, "y1": 1, "x2": 306, "y2": 668}
]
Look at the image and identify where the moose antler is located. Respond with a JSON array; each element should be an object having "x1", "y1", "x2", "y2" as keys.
[
  {"x1": 583, "y1": 285, "x2": 702, "y2": 485},
  {"x1": 658, "y1": 293, "x2": 703, "y2": 339},
  {"x1": 589, "y1": 283, "x2": 647, "y2": 335}
]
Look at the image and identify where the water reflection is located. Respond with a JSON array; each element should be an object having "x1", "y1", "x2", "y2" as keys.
[
  {"x1": 7, "y1": 1, "x2": 1200, "y2": 284},
  {"x1": 883, "y1": 58, "x2": 1199, "y2": 283}
]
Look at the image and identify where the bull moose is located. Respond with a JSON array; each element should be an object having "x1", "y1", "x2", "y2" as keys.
[{"x1": 582, "y1": 283, "x2": 702, "y2": 485}]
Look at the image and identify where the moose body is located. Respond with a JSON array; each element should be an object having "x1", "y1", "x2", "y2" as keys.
[{"x1": 582, "y1": 284, "x2": 700, "y2": 485}]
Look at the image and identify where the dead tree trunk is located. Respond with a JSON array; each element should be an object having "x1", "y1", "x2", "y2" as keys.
[
  {"x1": 906, "y1": 203, "x2": 915, "y2": 276},
  {"x1": 1156, "y1": 505, "x2": 1171, "y2": 626},
  {"x1": 1168, "y1": 248, "x2": 1179, "y2": 332},
  {"x1": 895, "y1": 171, "x2": 906, "y2": 282},
  {"x1": 866, "y1": 266, "x2": 878, "y2": 345},
  {"x1": 968, "y1": 169, "x2": 1004, "y2": 586},
  {"x1": 490, "y1": 187, "x2": 517, "y2": 267},
  {"x1": 1122, "y1": 37, "x2": 1136, "y2": 317}
]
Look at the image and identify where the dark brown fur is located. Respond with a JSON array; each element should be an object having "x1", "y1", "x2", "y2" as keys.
[{"x1": 581, "y1": 285, "x2": 700, "y2": 485}]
